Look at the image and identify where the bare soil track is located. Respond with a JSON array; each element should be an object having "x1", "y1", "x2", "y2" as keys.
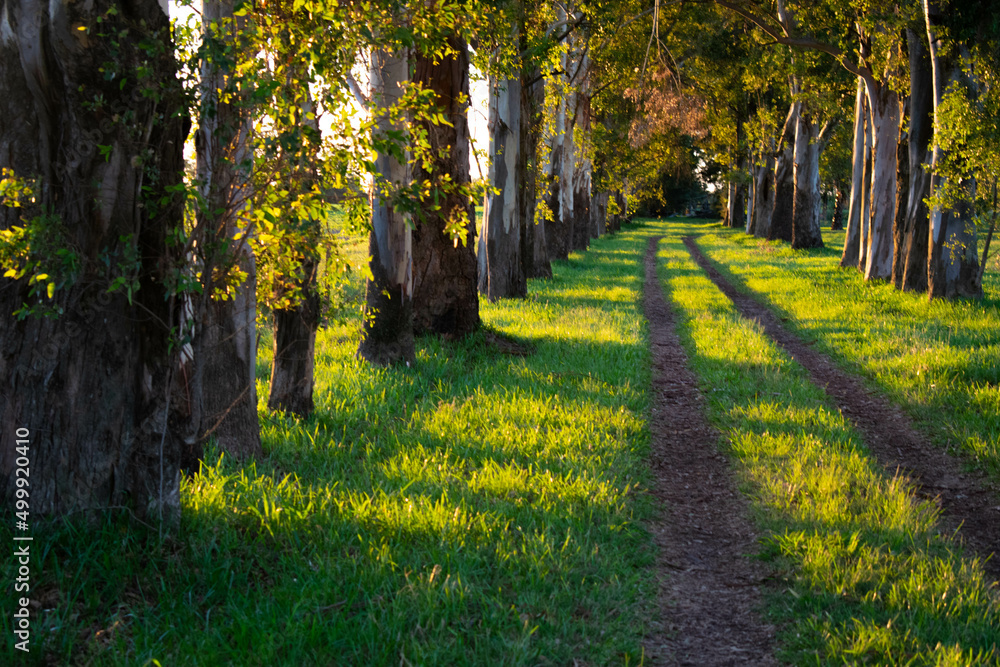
[
  {"x1": 642, "y1": 236, "x2": 777, "y2": 666},
  {"x1": 682, "y1": 235, "x2": 1000, "y2": 581}
]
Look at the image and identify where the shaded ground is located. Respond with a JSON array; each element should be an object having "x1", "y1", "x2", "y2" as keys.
[
  {"x1": 682, "y1": 235, "x2": 1000, "y2": 581},
  {"x1": 642, "y1": 237, "x2": 778, "y2": 666}
]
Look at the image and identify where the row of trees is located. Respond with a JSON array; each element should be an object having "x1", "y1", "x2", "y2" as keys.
[
  {"x1": 695, "y1": 0, "x2": 998, "y2": 299},
  {"x1": 0, "y1": 0, "x2": 642, "y2": 520},
  {"x1": 4, "y1": 0, "x2": 995, "y2": 521}
]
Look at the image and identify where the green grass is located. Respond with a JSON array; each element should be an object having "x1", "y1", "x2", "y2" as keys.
[
  {"x1": 2, "y1": 223, "x2": 658, "y2": 665},
  {"x1": 689, "y1": 225, "x2": 1000, "y2": 484},
  {"x1": 6, "y1": 214, "x2": 999, "y2": 665},
  {"x1": 655, "y1": 219, "x2": 1000, "y2": 665}
]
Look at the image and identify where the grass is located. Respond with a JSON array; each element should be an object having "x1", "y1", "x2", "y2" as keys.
[
  {"x1": 5, "y1": 213, "x2": 999, "y2": 665},
  {"x1": 691, "y1": 225, "x2": 1000, "y2": 483},
  {"x1": 654, "y1": 219, "x2": 1000, "y2": 665},
  {"x1": 1, "y1": 222, "x2": 658, "y2": 665}
]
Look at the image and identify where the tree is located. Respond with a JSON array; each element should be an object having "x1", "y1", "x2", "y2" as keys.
[
  {"x1": 477, "y1": 5, "x2": 527, "y2": 301},
  {"x1": 894, "y1": 26, "x2": 934, "y2": 292},
  {"x1": 358, "y1": 47, "x2": 416, "y2": 365},
  {"x1": 410, "y1": 34, "x2": 480, "y2": 336},
  {"x1": 0, "y1": 0, "x2": 189, "y2": 518},
  {"x1": 923, "y1": 0, "x2": 983, "y2": 298},
  {"x1": 190, "y1": 0, "x2": 262, "y2": 457}
]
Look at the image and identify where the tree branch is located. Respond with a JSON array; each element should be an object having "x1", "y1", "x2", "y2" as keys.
[
  {"x1": 344, "y1": 71, "x2": 369, "y2": 111},
  {"x1": 710, "y1": 0, "x2": 874, "y2": 84}
]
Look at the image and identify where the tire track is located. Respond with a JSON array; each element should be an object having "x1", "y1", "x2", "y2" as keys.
[
  {"x1": 643, "y1": 236, "x2": 777, "y2": 666},
  {"x1": 682, "y1": 235, "x2": 1000, "y2": 581}
]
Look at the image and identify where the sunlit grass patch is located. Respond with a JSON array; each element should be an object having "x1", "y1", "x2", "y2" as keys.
[
  {"x1": 655, "y1": 220, "x2": 1000, "y2": 665},
  {"x1": 3, "y1": 222, "x2": 660, "y2": 665},
  {"x1": 691, "y1": 226, "x2": 1000, "y2": 482}
]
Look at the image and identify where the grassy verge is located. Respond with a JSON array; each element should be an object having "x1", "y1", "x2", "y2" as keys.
[
  {"x1": 690, "y1": 225, "x2": 1000, "y2": 483},
  {"x1": 655, "y1": 219, "x2": 1000, "y2": 665},
  {"x1": 2, "y1": 224, "x2": 657, "y2": 665}
]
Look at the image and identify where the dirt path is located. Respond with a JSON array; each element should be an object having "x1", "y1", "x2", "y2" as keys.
[
  {"x1": 642, "y1": 237, "x2": 777, "y2": 666},
  {"x1": 682, "y1": 235, "x2": 1000, "y2": 581}
]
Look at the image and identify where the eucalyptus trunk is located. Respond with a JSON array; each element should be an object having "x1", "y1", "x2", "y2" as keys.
[
  {"x1": 791, "y1": 108, "x2": 825, "y2": 249},
  {"x1": 411, "y1": 36, "x2": 479, "y2": 335},
  {"x1": 571, "y1": 52, "x2": 592, "y2": 251},
  {"x1": 268, "y1": 92, "x2": 322, "y2": 417},
  {"x1": 592, "y1": 192, "x2": 608, "y2": 237},
  {"x1": 194, "y1": 0, "x2": 261, "y2": 456},
  {"x1": 753, "y1": 156, "x2": 775, "y2": 238},
  {"x1": 358, "y1": 49, "x2": 415, "y2": 365},
  {"x1": 544, "y1": 72, "x2": 570, "y2": 261},
  {"x1": 558, "y1": 62, "x2": 577, "y2": 256},
  {"x1": 924, "y1": 0, "x2": 982, "y2": 298},
  {"x1": 768, "y1": 102, "x2": 797, "y2": 243},
  {"x1": 858, "y1": 119, "x2": 874, "y2": 271},
  {"x1": 862, "y1": 80, "x2": 900, "y2": 281},
  {"x1": 892, "y1": 122, "x2": 910, "y2": 289},
  {"x1": 898, "y1": 27, "x2": 933, "y2": 292},
  {"x1": 841, "y1": 78, "x2": 867, "y2": 268},
  {"x1": 478, "y1": 76, "x2": 525, "y2": 300},
  {"x1": 521, "y1": 74, "x2": 551, "y2": 278},
  {"x1": 0, "y1": 0, "x2": 188, "y2": 519},
  {"x1": 831, "y1": 185, "x2": 846, "y2": 230}
]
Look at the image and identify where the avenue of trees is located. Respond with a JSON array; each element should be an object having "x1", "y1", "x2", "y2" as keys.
[{"x1": 1, "y1": 0, "x2": 996, "y2": 521}]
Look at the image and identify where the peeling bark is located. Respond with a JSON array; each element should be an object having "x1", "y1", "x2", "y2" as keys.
[
  {"x1": 478, "y1": 75, "x2": 525, "y2": 301},
  {"x1": 862, "y1": 80, "x2": 900, "y2": 281},
  {"x1": 358, "y1": 49, "x2": 415, "y2": 365},
  {"x1": 791, "y1": 107, "x2": 824, "y2": 249}
]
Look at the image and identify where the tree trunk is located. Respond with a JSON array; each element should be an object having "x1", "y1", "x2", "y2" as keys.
[
  {"x1": 0, "y1": 0, "x2": 189, "y2": 520},
  {"x1": 543, "y1": 72, "x2": 570, "y2": 261},
  {"x1": 558, "y1": 58, "x2": 577, "y2": 256},
  {"x1": 411, "y1": 36, "x2": 480, "y2": 336},
  {"x1": 731, "y1": 181, "x2": 747, "y2": 229},
  {"x1": 899, "y1": 27, "x2": 933, "y2": 292},
  {"x1": 592, "y1": 192, "x2": 608, "y2": 237},
  {"x1": 267, "y1": 91, "x2": 322, "y2": 417},
  {"x1": 862, "y1": 80, "x2": 900, "y2": 281},
  {"x1": 791, "y1": 107, "x2": 825, "y2": 249},
  {"x1": 572, "y1": 52, "x2": 592, "y2": 250},
  {"x1": 478, "y1": 75, "x2": 525, "y2": 301},
  {"x1": 729, "y1": 118, "x2": 747, "y2": 231},
  {"x1": 268, "y1": 269, "x2": 319, "y2": 416},
  {"x1": 892, "y1": 117, "x2": 910, "y2": 289},
  {"x1": 856, "y1": 112, "x2": 875, "y2": 272},
  {"x1": 754, "y1": 156, "x2": 775, "y2": 238},
  {"x1": 521, "y1": 70, "x2": 551, "y2": 278},
  {"x1": 841, "y1": 78, "x2": 867, "y2": 267},
  {"x1": 194, "y1": 0, "x2": 261, "y2": 457},
  {"x1": 924, "y1": 1, "x2": 982, "y2": 298},
  {"x1": 831, "y1": 185, "x2": 846, "y2": 230},
  {"x1": 358, "y1": 49, "x2": 415, "y2": 365},
  {"x1": 768, "y1": 102, "x2": 797, "y2": 243}
]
